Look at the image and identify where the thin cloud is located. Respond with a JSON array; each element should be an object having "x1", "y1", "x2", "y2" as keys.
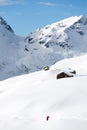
[
  {"x1": 38, "y1": 2, "x2": 56, "y2": 6},
  {"x1": 0, "y1": 0, "x2": 25, "y2": 6}
]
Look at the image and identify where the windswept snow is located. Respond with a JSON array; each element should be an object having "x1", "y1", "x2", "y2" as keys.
[{"x1": 0, "y1": 54, "x2": 87, "y2": 129}]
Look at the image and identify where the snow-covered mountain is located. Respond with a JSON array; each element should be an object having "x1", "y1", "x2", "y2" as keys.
[
  {"x1": 26, "y1": 15, "x2": 87, "y2": 50},
  {"x1": 0, "y1": 54, "x2": 87, "y2": 129},
  {"x1": 0, "y1": 15, "x2": 87, "y2": 80},
  {"x1": 0, "y1": 16, "x2": 24, "y2": 80}
]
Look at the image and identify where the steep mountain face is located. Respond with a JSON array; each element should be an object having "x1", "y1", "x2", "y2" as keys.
[
  {"x1": 0, "y1": 16, "x2": 24, "y2": 80},
  {"x1": 22, "y1": 15, "x2": 87, "y2": 71},
  {"x1": 0, "y1": 16, "x2": 14, "y2": 33},
  {"x1": 0, "y1": 15, "x2": 87, "y2": 80},
  {"x1": 25, "y1": 15, "x2": 87, "y2": 53}
]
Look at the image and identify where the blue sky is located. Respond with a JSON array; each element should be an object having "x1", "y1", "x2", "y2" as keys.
[{"x1": 0, "y1": 0, "x2": 87, "y2": 36}]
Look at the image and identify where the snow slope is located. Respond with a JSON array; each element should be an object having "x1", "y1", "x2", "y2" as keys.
[
  {"x1": 0, "y1": 15, "x2": 87, "y2": 80},
  {"x1": 0, "y1": 54, "x2": 87, "y2": 129}
]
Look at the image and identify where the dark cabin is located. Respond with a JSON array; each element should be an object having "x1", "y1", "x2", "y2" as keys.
[{"x1": 56, "y1": 72, "x2": 73, "y2": 79}]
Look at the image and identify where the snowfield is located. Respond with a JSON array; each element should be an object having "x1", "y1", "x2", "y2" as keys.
[{"x1": 0, "y1": 54, "x2": 87, "y2": 129}]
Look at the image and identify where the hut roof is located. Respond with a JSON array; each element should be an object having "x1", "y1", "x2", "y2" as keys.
[{"x1": 56, "y1": 71, "x2": 74, "y2": 79}]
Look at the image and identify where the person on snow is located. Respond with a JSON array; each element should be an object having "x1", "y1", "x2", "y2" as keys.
[{"x1": 46, "y1": 116, "x2": 50, "y2": 121}]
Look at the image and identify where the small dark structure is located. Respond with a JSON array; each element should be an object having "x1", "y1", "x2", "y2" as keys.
[
  {"x1": 70, "y1": 70, "x2": 76, "y2": 74},
  {"x1": 56, "y1": 72, "x2": 73, "y2": 79},
  {"x1": 43, "y1": 66, "x2": 50, "y2": 71}
]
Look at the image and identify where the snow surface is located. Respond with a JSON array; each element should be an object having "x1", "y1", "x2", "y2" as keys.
[
  {"x1": 0, "y1": 15, "x2": 87, "y2": 80},
  {"x1": 0, "y1": 54, "x2": 87, "y2": 129}
]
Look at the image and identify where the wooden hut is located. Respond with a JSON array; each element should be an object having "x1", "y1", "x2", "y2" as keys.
[{"x1": 56, "y1": 72, "x2": 73, "y2": 79}]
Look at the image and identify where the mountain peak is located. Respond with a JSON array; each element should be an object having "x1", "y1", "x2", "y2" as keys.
[
  {"x1": 79, "y1": 14, "x2": 86, "y2": 19},
  {"x1": 54, "y1": 15, "x2": 87, "y2": 29},
  {"x1": 0, "y1": 16, "x2": 14, "y2": 33},
  {"x1": 25, "y1": 15, "x2": 87, "y2": 53},
  {"x1": 77, "y1": 15, "x2": 87, "y2": 25}
]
